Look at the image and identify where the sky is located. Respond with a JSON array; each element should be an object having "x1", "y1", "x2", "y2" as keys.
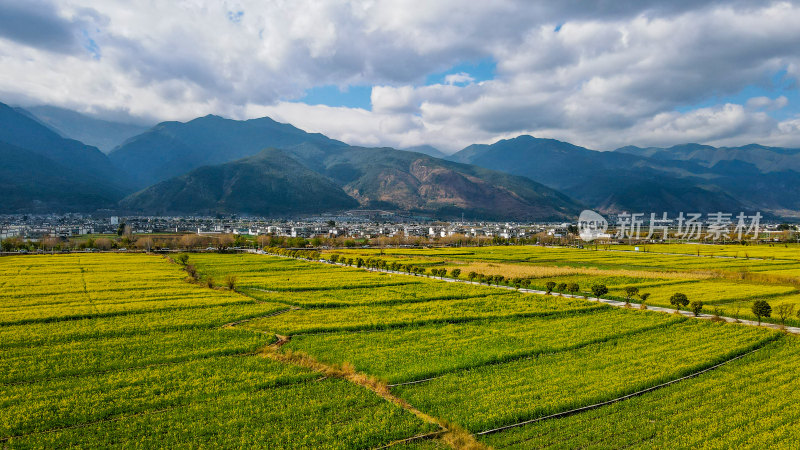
[{"x1": 1, "y1": 0, "x2": 799, "y2": 152}]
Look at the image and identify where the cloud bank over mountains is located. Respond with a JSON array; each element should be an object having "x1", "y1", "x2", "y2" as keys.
[{"x1": 1, "y1": 0, "x2": 799, "y2": 151}]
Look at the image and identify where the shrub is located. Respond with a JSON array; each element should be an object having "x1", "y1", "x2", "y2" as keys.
[
  {"x1": 225, "y1": 274, "x2": 237, "y2": 290},
  {"x1": 205, "y1": 276, "x2": 215, "y2": 289},
  {"x1": 185, "y1": 264, "x2": 198, "y2": 279},
  {"x1": 639, "y1": 292, "x2": 651, "y2": 309},
  {"x1": 176, "y1": 254, "x2": 189, "y2": 265},
  {"x1": 751, "y1": 300, "x2": 772, "y2": 325}
]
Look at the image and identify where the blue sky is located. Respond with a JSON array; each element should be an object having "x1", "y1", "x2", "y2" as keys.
[
  {"x1": 2, "y1": 1, "x2": 800, "y2": 151},
  {"x1": 676, "y1": 70, "x2": 798, "y2": 122},
  {"x1": 299, "y1": 58, "x2": 497, "y2": 110}
]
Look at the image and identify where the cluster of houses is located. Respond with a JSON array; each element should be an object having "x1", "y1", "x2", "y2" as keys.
[
  {"x1": 3, "y1": 213, "x2": 794, "y2": 243},
  {"x1": 0, "y1": 213, "x2": 569, "y2": 241}
]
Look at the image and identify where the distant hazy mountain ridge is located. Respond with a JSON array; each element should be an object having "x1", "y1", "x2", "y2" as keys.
[
  {"x1": 3, "y1": 101, "x2": 800, "y2": 218},
  {"x1": 448, "y1": 135, "x2": 800, "y2": 216},
  {"x1": 23, "y1": 105, "x2": 151, "y2": 153},
  {"x1": 0, "y1": 102, "x2": 130, "y2": 212}
]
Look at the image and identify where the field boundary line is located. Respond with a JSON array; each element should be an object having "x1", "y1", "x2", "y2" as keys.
[
  {"x1": 474, "y1": 340, "x2": 775, "y2": 437},
  {"x1": 220, "y1": 307, "x2": 298, "y2": 328},
  {"x1": 386, "y1": 317, "x2": 685, "y2": 388},
  {"x1": 253, "y1": 340, "x2": 487, "y2": 449},
  {"x1": 0, "y1": 405, "x2": 184, "y2": 443},
  {"x1": 314, "y1": 258, "x2": 800, "y2": 335},
  {"x1": 284, "y1": 305, "x2": 608, "y2": 337},
  {"x1": 243, "y1": 291, "x2": 513, "y2": 310},
  {"x1": 373, "y1": 430, "x2": 446, "y2": 449},
  {"x1": 1, "y1": 348, "x2": 266, "y2": 387},
  {"x1": 0, "y1": 299, "x2": 256, "y2": 327}
]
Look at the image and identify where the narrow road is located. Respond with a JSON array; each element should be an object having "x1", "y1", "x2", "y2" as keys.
[{"x1": 286, "y1": 254, "x2": 800, "y2": 335}]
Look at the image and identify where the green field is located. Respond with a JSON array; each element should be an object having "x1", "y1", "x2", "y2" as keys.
[
  {"x1": 2, "y1": 249, "x2": 799, "y2": 448},
  {"x1": 328, "y1": 244, "x2": 800, "y2": 325}
]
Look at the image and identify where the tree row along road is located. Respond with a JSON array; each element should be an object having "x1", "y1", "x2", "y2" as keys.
[
  {"x1": 239, "y1": 251, "x2": 796, "y2": 447},
  {"x1": 257, "y1": 251, "x2": 800, "y2": 335}
]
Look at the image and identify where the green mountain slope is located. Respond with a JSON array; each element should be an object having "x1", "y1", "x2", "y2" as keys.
[
  {"x1": 447, "y1": 135, "x2": 755, "y2": 214},
  {"x1": 283, "y1": 144, "x2": 581, "y2": 220},
  {"x1": 119, "y1": 149, "x2": 358, "y2": 216},
  {"x1": 0, "y1": 102, "x2": 124, "y2": 186},
  {"x1": 0, "y1": 141, "x2": 123, "y2": 213}
]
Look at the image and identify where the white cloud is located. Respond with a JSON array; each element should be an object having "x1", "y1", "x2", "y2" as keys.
[
  {"x1": 1, "y1": 0, "x2": 800, "y2": 151},
  {"x1": 443, "y1": 72, "x2": 474, "y2": 85},
  {"x1": 746, "y1": 95, "x2": 788, "y2": 110}
]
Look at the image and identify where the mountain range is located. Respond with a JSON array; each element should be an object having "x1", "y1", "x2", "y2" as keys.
[
  {"x1": 448, "y1": 136, "x2": 800, "y2": 216},
  {"x1": 3, "y1": 101, "x2": 800, "y2": 220},
  {"x1": 0, "y1": 103, "x2": 131, "y2": 212},
  {"x1": 18, "y1": 105, "x2": 152, "y2": 153}
]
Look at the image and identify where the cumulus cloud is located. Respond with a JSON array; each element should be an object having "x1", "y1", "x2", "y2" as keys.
[{"x1": 1, "y1": 0, "x2": 800, "y2": 151}]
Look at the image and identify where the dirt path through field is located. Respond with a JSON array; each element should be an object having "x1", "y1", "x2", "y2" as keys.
[{"x1": 250, "y1": 333, "x2": 485, "y2": 449}]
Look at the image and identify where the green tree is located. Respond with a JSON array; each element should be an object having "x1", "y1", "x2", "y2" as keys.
[
  {"x1": 205, "y1": 275, "x2": 215, "y2": 288},
  {"x1": 751, "y1": 300, "x2": 772, "y2": 325},
  {"x1": 451, "y1": 269, "x2": 461, "y2": 278},
  {"x1": 591, "y1": 284, "x2": 609, "y2": 298},
  {"x1": 467, "y1": 271, "x2": 477, "y2": 281},
  {"x1": 566, "y1": 282, "x2": 580, "y2": 296},
  {"x1": 556, "y1": 282, "x2": 567, "y2": 293},
  {"x1": 690, "y1": 300, "x2": 704, "y2": 317},
  {"x1": 624, "y1": 286, "x2": 639, "y2": 305},
  {"x1": 545, "y1": 281, "x2": 556, "y2": 294},
  {"x1": 670, "y1": 293, "x2": 689, "y2": 310},
  {"x1": 176, "y1": 254, "x2": 189, "y2": 265},
  {"x1": 329, "y1": 254, "x2": 339, "y2": 263},
  {"x1": 775, "y1": 303, "x2": 794, "y2": 327}
]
